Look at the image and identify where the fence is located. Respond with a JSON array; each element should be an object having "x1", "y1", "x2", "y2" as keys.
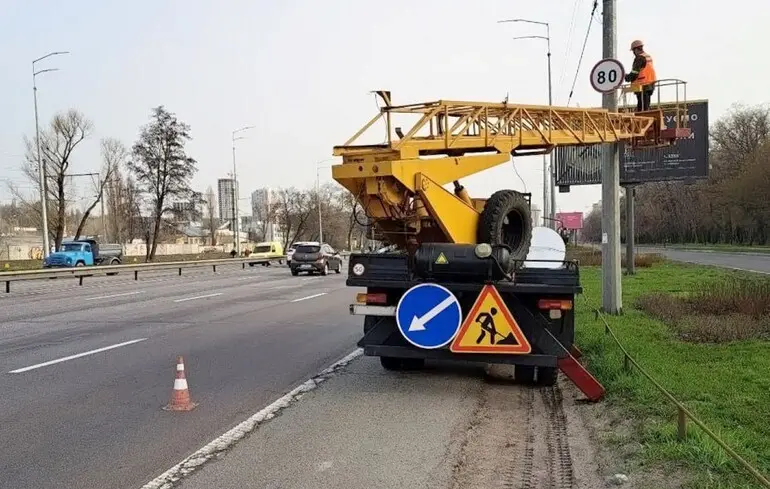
[
  {"x1": 0, "y1": 243, "x2": 234, "y2": 261},
  {"x1": 587, "y1": 299, "x2": 770, "y2": 488},
  {"x1": 1, "y1": 255, "x2": 286, "y2": 293}
]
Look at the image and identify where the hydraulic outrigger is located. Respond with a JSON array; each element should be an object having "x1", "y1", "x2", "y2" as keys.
[{"x1": 333, "y1": 91, "x2": 690, "y2": 400}]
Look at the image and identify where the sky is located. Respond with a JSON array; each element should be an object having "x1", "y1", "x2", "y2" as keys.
[{"x1": 1, "y1": 0, "x2": 767, "y2": 216}]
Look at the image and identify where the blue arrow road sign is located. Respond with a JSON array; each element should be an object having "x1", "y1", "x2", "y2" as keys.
[{"x1": 396, "y1": 283, "x2": 462, "y2": 349}]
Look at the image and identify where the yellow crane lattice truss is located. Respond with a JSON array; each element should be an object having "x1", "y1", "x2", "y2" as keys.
[{"x1": 331, "y1": 94, "x2": 685, "y2": 247}]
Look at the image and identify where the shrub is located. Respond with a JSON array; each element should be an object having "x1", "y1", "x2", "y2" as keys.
[{"x1": 636, "y1": 276, "x2": 770, "y2": 343}]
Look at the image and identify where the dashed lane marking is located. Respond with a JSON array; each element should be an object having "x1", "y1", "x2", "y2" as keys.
[
  {"x1": 84, "y1": 291, "x2": 145, "y2": 301},
  {"x1": 173, "y1": 293, "x2": 223, "y2": 303},
  {"x1": 8, "y1": 338, "x2": 148, "y2": 374},
  {"x1": 290, "y1": 292, "x2": 327, "y2": 303}
]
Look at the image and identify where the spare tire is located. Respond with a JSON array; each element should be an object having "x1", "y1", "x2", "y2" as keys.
[{"x1": 477, "y1": 190, "x2": 533, "y2": 260}]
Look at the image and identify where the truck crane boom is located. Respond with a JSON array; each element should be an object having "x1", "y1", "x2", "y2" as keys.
[
  {"x1": 333, "y1": 92, "x2": 690, "y2": 400},
  {"x1": 331, "y1": 94, "x2": 688, "y2": 252}
]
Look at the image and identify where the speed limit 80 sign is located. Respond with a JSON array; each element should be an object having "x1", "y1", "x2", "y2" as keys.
[{"x1": 589, "y1": 58, "x2": 625, "y2": 93}]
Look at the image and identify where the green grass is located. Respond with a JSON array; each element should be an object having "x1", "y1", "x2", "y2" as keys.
[
  {"x1": 0, "y1": 252, "x2": 233, "y2": 272},
  {"x1": 576, "y1": 262, "x2": 770, "y2": 489},
  {"x1": 664, "y1": 243, "x2": 770, "y2": 254}
]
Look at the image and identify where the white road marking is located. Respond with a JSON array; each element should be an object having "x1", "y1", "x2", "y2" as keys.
[
  {"x1": 290, "y1": 292, "x2": 327, "y2": 302},
  {"x1": 8, "y1": 338, "x2": 148, "y2": 374},
  {"x1": 173, "y1": 292, "x2": 223, "y2": 303},
  {"x1": 84, "y1": 291, "x2": 145, "y2": 301},
  {"x1": 141, "y1": 349, "x2": 362, "y2": 489}
]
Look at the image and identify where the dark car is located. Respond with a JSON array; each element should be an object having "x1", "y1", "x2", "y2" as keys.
[{"x1": 290, "y1": 242, "x2": 343, "y2": 276}]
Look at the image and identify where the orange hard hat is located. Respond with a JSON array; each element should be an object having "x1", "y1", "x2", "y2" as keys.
[{"x1": 630, "y1": 40, "x2": 644, "y2": 50}]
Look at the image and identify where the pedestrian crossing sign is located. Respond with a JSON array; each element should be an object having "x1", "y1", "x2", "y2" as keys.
[{"x1": 450, "y1": 284, "x2": 531, "y2": 354}]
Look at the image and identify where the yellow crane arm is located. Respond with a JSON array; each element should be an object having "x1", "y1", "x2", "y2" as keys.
[{"x1": 331, "y1": 98, "x2": 678, "y2": 246}]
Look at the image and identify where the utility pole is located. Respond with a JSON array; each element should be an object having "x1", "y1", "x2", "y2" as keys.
[
  {"x1": 601, "y1": 0, "x2": 622, "y2": 313},
  {"x1": 316, "y1": 166, "x2": 323, "y2": 243},
  {"x1": 625, "y1": 185, "x2": 635, "y2": 274},
  {"x1": 32, "y1": 51, "x2": 69, "y2": 257}
]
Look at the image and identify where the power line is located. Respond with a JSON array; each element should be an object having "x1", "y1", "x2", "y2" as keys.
[{"x1": 566, "y1": 0, "x2": 599, "y2": 106}]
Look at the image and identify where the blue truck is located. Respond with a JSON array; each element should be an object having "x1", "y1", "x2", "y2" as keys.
[{"x1": 42, "y1": 239, "x2": 123, "y2": 269}]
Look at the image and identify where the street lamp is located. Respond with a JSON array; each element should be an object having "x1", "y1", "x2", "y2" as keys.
[
  {"x1": 33, "y1": 50, "x2": 69, "y2": 257},
  {"x1": 497, "y1": 19, "x2": 556, "y2": 228},
  {"x1": 315, "y1": 158, "x2": 336, "y2": 243},
  {"x1": 231, "y1": 125, "x2": 254, "y2": 255}
]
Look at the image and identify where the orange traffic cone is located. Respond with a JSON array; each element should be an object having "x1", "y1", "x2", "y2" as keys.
[{"x1": 163, "y1": 356, "x2": 198, "y2": 411}]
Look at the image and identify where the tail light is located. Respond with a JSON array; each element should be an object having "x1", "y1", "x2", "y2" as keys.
[
  {"x1": 537, "y1": 299, "x2": 573, "y2": 310},
  {"x1": 356, "y1": 292, "x2": 388, "y2": 305}
]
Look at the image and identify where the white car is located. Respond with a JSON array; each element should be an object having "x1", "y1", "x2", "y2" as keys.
[{"x1": 286, "y1": 241, "x2": 318, "y2": 265}]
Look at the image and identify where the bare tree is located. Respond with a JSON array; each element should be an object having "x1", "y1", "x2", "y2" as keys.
[
  {"x1": 204, "y1": 186, "x2": 218, "y2": 245},
  {"x1": 15, "y1": 109, "x2": 93, "y2": 249},
  {"x1": 128, "y1": 106, "x2": 197, "y2": 260},
  {"x1": 274, "y1": 187, "x2": 314, "y2": 249},
  {"x1": 71, "y1": 138, "x2": 121, "y2": 240}
]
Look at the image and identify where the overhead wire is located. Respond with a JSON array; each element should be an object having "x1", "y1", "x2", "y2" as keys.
[
  {"x1": 566, "y1": 0, "x2": 600, "y2": 106},
  {"x1": 556, "y1": 0, "x2": 582, "y2": 96}
]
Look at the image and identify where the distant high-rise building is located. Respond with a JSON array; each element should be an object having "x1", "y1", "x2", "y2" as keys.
[
  {"x1": 251, "y1": 187, "x2": 274, "y2": 241},
  {"x1": 218, "y1": 178, "x2": 236, "y2": 223}
]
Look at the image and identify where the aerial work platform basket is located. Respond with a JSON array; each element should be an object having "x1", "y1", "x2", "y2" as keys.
[{"x1": 618, "y1": 78, "x2": 692, "y2": 147}]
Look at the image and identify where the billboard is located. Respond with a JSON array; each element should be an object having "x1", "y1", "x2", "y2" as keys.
[
  {"x1": 555, "y1": 212, "x2": 584, "y2": 230},
  {"x1": 555, "y1": 99, "x2": 710, "y2": 187}
]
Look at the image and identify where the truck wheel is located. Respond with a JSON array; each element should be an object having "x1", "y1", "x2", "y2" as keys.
[
  {"x1": 478, "y1": 189, "x2": 533, "y2": 261},
  {"x1": 75, "y1": 261, "x2": 85, "y2": 267},
  {"x1": 536, "y1": 367, "x2": 558, "y2": 386},
  {"x1": 515, "y1": 365, "x2": 536, "y2": 384},
  {"x1": 380, "y1": 357, "x2": 403, "y2": 370},
  {"x1": 380, "y1": 357, "x2": 424, "y2": 371}
]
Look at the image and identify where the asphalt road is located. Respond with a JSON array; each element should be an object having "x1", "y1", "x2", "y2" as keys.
[
  {"x1": 0, "y1": 263, "x2": 361, "y2": 489},
  {"x1": 641, "y1": 247, "x2": 770, "y2": 273}
]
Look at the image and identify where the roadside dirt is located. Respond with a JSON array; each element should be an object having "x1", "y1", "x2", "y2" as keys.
[
  {"x1": 442, "y1": 370, "x2": 692, "y2": 489},
  {"x1": 446, "y1": 371, "x2": 607, "y2": 489}
]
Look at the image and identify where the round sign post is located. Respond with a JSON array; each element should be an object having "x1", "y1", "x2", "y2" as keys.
[{"x1": 589, "y1": 58, "x2": 625, "y2": 93}]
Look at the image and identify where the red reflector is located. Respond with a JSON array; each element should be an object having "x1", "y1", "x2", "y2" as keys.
[
  {"x1": 366, "y1": 293, "x2": 387, "y2": 304},
  {"x1": 537, "y1": 299, "x2": 573, "y2": 310}
]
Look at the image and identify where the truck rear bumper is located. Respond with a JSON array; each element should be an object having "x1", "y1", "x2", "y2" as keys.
[
  {"x1": 362, "y1": 344, "x2": 557, "y2": 367},
  {"x1": 350, "y1": 304, "x2": 396, "y2": 316}
]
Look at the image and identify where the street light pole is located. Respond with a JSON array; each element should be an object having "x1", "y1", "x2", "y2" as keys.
[
  {"x1": 231, "y1": 126, "x2": 254, "y2": 255},
  {"x1": 315, "y1": 158, "x2": 336, "y2": 243},
  {"x1": 498, "y1": 19, "x2": 556, "y2": 227},
  {"x1": 32, "y1": 51, "x2": 69, "y2": 256}
]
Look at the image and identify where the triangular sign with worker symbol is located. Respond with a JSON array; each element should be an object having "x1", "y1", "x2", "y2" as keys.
[
  {"x1": 435, "y1": 252, "x2": 449, "y2": 265},
  {"x1": 450, "y1": 284, "x2": 531, "y2": 354}
]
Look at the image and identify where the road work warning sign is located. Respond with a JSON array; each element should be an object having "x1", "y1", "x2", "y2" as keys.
[{"x1": 450, "y1": 284, "x2": 531, "y2": 354}]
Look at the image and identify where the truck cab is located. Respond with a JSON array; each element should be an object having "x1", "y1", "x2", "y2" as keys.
[{"x1": 42, "y1": 239, "x2": 122, "y2": 268}]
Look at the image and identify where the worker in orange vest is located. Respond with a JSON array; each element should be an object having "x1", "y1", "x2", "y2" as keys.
[{"x1": 624, "y1": 40, "x2": 656, "y2": 111}]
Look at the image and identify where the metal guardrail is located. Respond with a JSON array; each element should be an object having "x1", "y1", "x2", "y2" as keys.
[
  {"x1": 1, "y1": 255, "x2": 287, "y2": 293},
  {"x1": 586, "y1": 297, "x2": 770, "y2": 488}
]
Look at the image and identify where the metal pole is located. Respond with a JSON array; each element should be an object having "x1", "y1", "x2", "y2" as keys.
[
  {"x1": 625, "y1": 186, "x2": 635, "y2": 274},
  {"x1": 33, "y1": 79, "x2": 50, "y2": 256},
  {"x1": 542, "y1": 155, "x2": 549, "y2": 224},
  {"x1": 230, "y1": 126, "x2": 254, "y2": 256},
  {"x1": 546, "y1": 23, "x2": 557, "y2": 229},
  {"x1": 601, "y1": 0, "x2": 622, "y2": 313},
  {"x1": 32, "y1": 51, "x2": 69, "y2": 256},
  {"x1": 317, "y1": 167, "x2": 323, "y2": 243},
  {"x1": 101, "y1": 187, "x2": 107, "y2": 241},
  {"x1": 231, "y1": 144, "x2": 239, "y2": 255},
  {"x1": 498, "y1": 20, "x2": 554, "y2": 228}
]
